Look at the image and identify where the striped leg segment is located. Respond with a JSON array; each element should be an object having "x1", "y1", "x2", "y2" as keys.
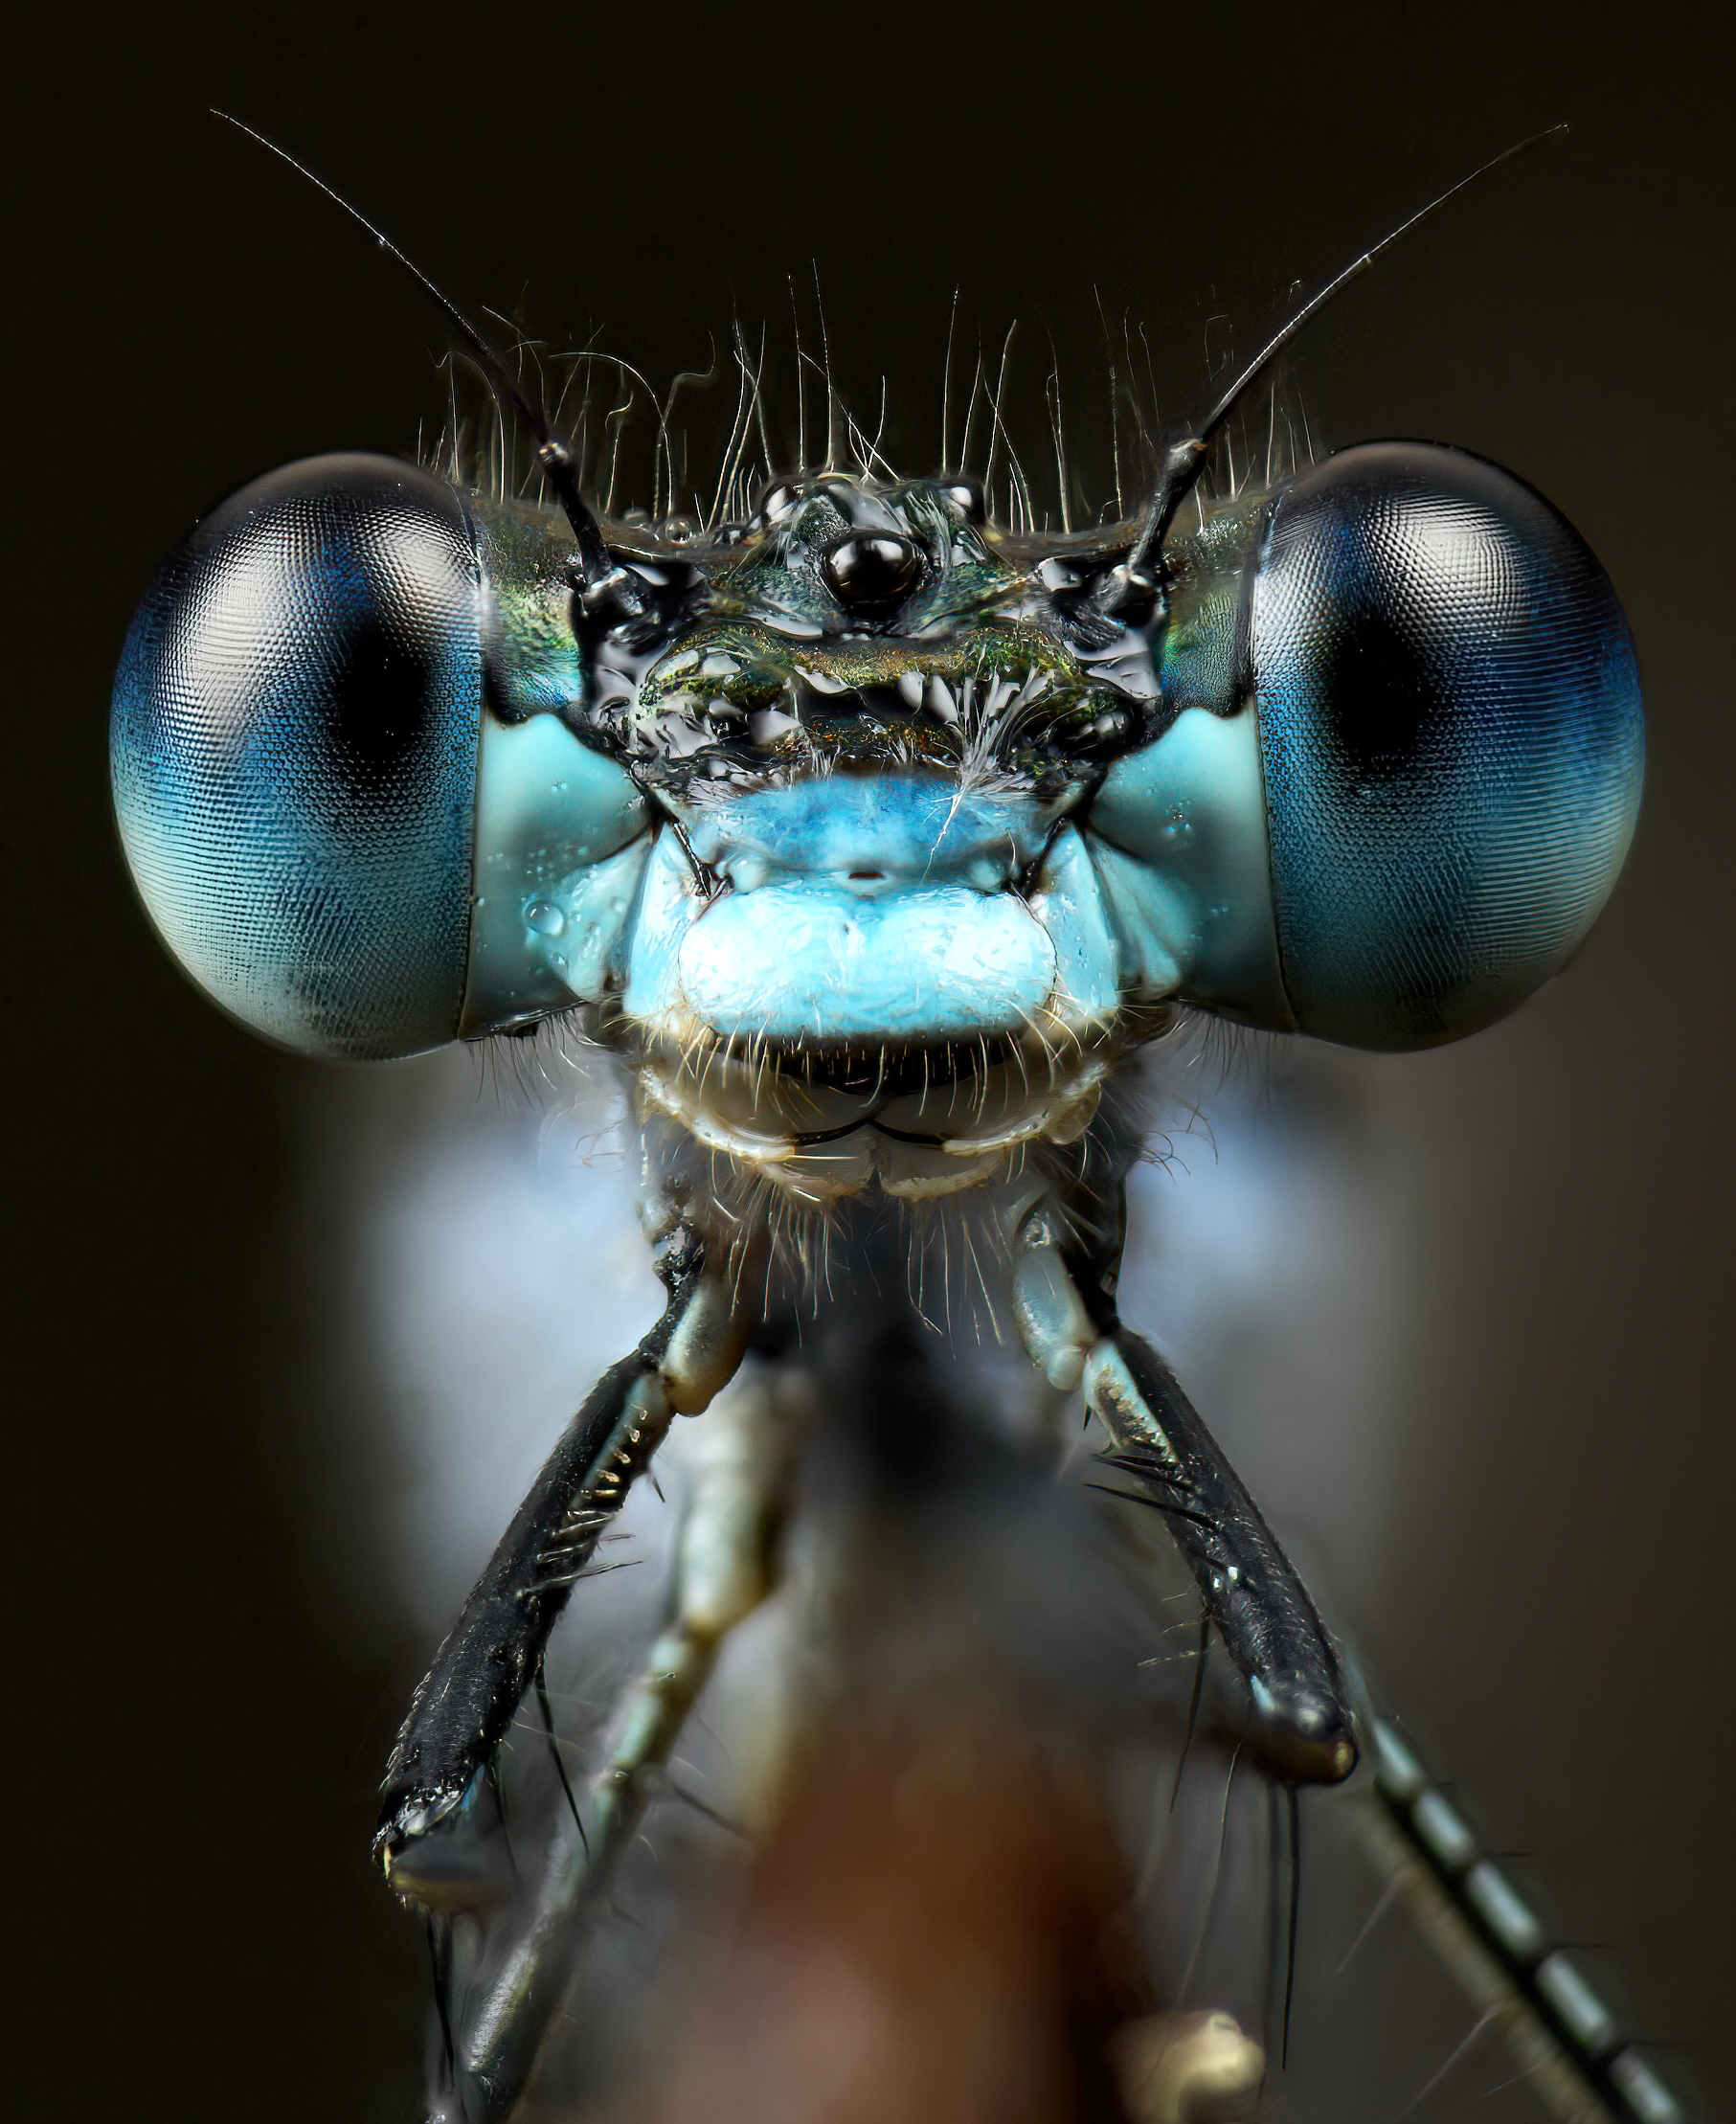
[
  {"x1": 1364, "y1": 1719, "x2": 1691, "y2": 2124},
  {"x1": 376, "y1": 1221, "x2": 755, "y2": 1872},
  {"x1": 1010, "y1": 1202, "x2": 1357, "y2": 1785}
]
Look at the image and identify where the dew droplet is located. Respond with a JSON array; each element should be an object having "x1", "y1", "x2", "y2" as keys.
[{"x1": 525, "y1": 899, "x2": 566, "y2": 938}]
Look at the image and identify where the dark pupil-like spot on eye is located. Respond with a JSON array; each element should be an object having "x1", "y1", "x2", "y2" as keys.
[
  {"x1": 823, "y1": 533, "x2": 921, "y2": 608},
  {"x1": 327, "y1": 617, "x2": 433, "y2": 793}
]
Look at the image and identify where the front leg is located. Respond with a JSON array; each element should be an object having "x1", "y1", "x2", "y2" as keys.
[
  {"x1": 376, "y1": 1219, "x2": 755, "y2": 1872},
  {"x1": 1009, "y1": 1195, "x2": 1357, "y2": 1785},
  {"x1": 451, "y1": 1366, "x2": 802, "y2": 2123}
]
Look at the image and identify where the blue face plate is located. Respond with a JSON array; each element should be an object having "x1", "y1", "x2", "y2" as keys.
[
  {"x1": 628, "y1": 778, "x2": 1070, "y2": 1044},
  {"x1": 113, "y1": 448, "x2": 1641, "y2": 1195}
]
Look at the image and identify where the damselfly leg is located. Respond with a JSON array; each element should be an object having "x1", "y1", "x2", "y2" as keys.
[
  {"x1": 1010, "y1": 1169, "x2": 1359, "y2": 1788},
  {"x1": 376, "y1": 1219, "x2": 753, "y2": 1874},
  {"x1": 418, "y1": 1367, "x2": 801, "y2": 2124}
]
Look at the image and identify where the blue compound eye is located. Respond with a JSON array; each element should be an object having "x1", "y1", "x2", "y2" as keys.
[
  {"x1": 112, "y1": 454, "x2": 484, "y2": 1059},
  {"x1": 1251, "y1": 441, "x2": 1643, "y2": 1049}
]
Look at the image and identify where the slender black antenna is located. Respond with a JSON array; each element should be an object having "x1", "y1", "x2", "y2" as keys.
[
  {"x1": 1108, "y1": 124, "x2": 1567, "y2": 617},
  {"x1": 214, "y1": 112, "x2": 625, "y2": 602}
]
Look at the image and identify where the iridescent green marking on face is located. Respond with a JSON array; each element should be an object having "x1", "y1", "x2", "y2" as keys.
[
  {"x1": 472, "y1": 498, "x2": 586, "y2": 719},
  {"x1": 1156, "y1": 492, "x2": 1270, "y2": 719}
]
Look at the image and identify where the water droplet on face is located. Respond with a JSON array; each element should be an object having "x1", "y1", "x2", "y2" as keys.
[{"x1": 525, "y1": 899, "x2": 566, "y2": 938}]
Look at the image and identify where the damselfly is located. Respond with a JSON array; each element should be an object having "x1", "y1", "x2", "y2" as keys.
[{"x1": 109, "y1": 123, "x2": 1679, "y2": 2124}]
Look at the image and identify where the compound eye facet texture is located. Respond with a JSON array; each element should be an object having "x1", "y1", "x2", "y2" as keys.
[
  {"x1": 112, "y1": 454, "x2": 484, "y2": 1059},
  {"x1": 1252, "y1": 441, "x2": 1643, "y2": 1049}
]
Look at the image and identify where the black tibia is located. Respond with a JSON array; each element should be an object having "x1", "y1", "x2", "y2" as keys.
[
  {"x1": 1089, "y1": 1329, "x2": 1357, "y2": 1785},
  {"x1": 375, "y1": 1227, "x2": 709, "y2": 1868},
  {"x1": 1027, "y1": 1139, "x2": 1357, "y2": 1783}
]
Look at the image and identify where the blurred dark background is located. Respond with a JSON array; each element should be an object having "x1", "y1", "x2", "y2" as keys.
[{"x1": 7, "y1": 1, "x2": 1730, "y2": 2115}]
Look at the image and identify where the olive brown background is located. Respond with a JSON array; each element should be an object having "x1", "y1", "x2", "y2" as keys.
[{"x1": 7, "y1": 1, "x2": 1731, "y2": 2115}]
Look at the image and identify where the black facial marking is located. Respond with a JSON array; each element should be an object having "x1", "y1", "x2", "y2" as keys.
[{"x1": 576, "y1": 474, "x2": 1164, "y2": 798}]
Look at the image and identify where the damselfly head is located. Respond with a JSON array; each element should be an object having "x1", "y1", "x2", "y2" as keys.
[
  {"x1": 540, "y1": 472, "x2": 1179, "y2": 1219},
  {"x1": 111, "y1": 133, "x2": 1640, "y2": 1248}
]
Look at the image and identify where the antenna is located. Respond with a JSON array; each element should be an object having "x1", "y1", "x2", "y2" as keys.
[
  {"x1": 214, "y1": 112, "x2": 630, "y2": 606},
  {"x1": 1107, "y1": 124, "x2": 1568, "y2": 620}
]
